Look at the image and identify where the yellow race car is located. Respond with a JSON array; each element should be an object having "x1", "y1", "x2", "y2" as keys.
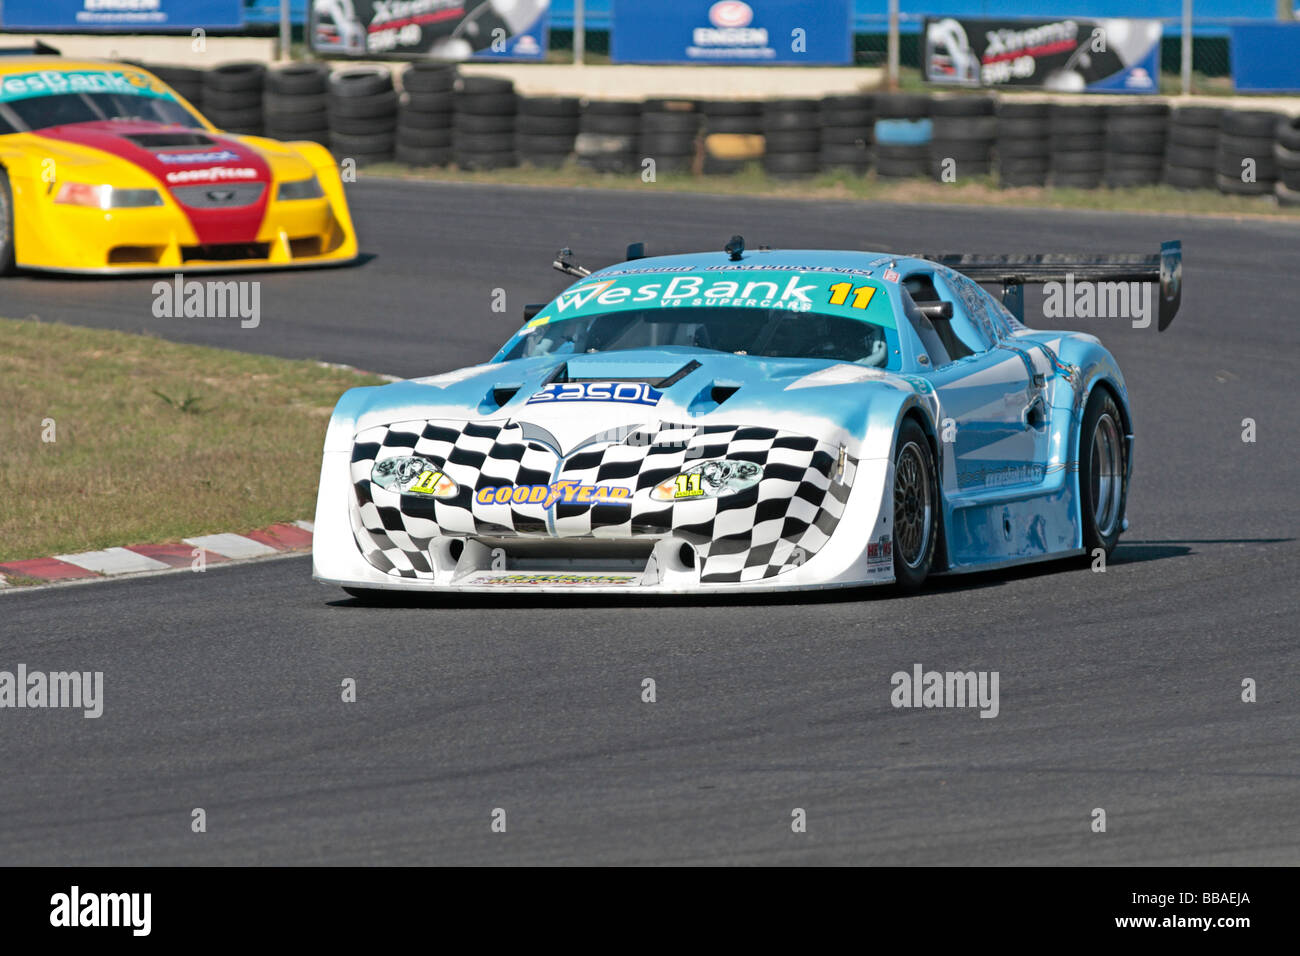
[{"x1": 0, "y1": 54, "x2": 357, "y2": 274}]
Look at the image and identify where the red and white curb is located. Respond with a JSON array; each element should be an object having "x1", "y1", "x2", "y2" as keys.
[{"x1": 0, "y1": 520, "x2": 314, "y2": 590}]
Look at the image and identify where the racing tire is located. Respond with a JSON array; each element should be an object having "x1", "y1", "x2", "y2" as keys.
[
  {"x1": 1169, "y1": 124, "x2": 1218, "y2": 148},
  {"x1": 641, "y1": 111, "x2": 700, "y2": 134},
  {"x1": 0, "y1": 170, "x2": 14, "y2": 275},
  {"x1": 761, "y1": 111, "x2": 821, "y2": 132},
  {"x1": 1221, "y1": 110, "x2": 1282, "y2": 138},
  {"x1": 453, "y1": 112, "x2": 516, "y2": 133},
  {"x1": 1164, "y1": 144, "x2": 1216, "y2": 170},
  {"x1": 453, "y1": 131, "x2": 515, "y2": 152},
  {"x1": 1049, "y1": 171, "x2": 1103, "y2": 189},
  {"x1": 264, "y1": 91, "x2": 328, "y2": 115},
  {"x1": 1215, "y1": 172, "x2": 1274, "y2": 195},
  {"x1": 397, "y1": 126, "x2": 453, "y2": 148},
  {"x1": 997, "y1": 138, "x2": 1050, "y2": 159},
  {"x1": 821, "y1": 108, "x2": 875, "y2": 128},
  {"x1": 331, "y1": 115, "x2": 399, "y2": 136},
  {"x1": 204, "y1": 62, "x2": 266, "y2": 93},
  {"x1": 1277, "y1": 116, "x2": 1300, "y2": 152},
  {"x1": 206, "y1": 107, "x2": 264, "y2": 131},
  {"x1": 329, "y1": 91, "x2": 398, "y2": 119},
  {"x1": 639, "y1": 132, "x2": 698, "y2": 156},
  {"x1": 1163, "y1": 164, "x2": 1216, "y2": 190},
  {"x1": 704, "y1": 115, "x2": 764, "y2": 134},
  {"x1": 997, "y1": 101, "x2": 1050, "y2": 119},
  {"x1": 1276, "y1": 180, "x2": 1300, "y2": 206},
  {"x1": 394, "y1": 144, "x2": 452, "y2": 167},
  {"x1": 398, "y1": 109, "x2": 452, "y2": 130},
  {"x1": 699, "y1": 100, "x2": 762, "y2": 117},
  {"x1": 516, "y1": 133, "x2": 576, "y2": 155},
  {"x1": 1079, "y1": 387, "x2": 1128, "y2": 558},
  {"x1": 330, "y1": 131, "x2": 397, "y2": 154},
  {"x1": 266, "y1": 63, "x2": 329, "y2": 96},
  {"x1": 580, "y1": 114, "x2": 641, "y2": 135},
  {"x1": 1051, "y1": 151, "x2": 1105, "y2": 173},
  {"x1": 459, "y1": 76, "x2": 514, "y2": 95},
  {"x1": 263, "y1": 109, "x2": 329, "y2": 133},
  {"x1": 402, "y1": 63, "x2": 456, "y2": 93},
  {"x1": 821, "y1": 125, "x2": 873, "y2": 145},
  {"x1": 518, "y1": 96, "x2": 581, "y2": 117},
  {"x1": 762, "y1": 151, "x2": 820, "y2": 175},
  {"x1": 1172, "y1": 106, "x2": 1222, "y2": 128},
  {"x1": 329, "y1": 68, "x2": 393, "y2": 98},
  {"x1": 930, "y1": 95, "x2": 995, "y2": 116},
  {"x1": 932, "y1": 116, "x2": 997, "y2": 139},
  {"x1": 201, "y1": 87, "x2": 261, "y2": 111},
  {"x1": 455, "y1": 151, "x2": 518, "y2": 170},
  {"x1": 875, "y1": 93, "x2": 931, "y2": 119},
  {"x1": 452, "y1": 92, "x2": 518, "y2": 116},
  {"x1": 405, "y1": 91, "x2": 454, "y2": 113},
  {"x1": 892, "y1": 419, "x2": 939, "y2": 591}
]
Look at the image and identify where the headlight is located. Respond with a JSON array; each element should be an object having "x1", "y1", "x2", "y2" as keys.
[
  {"x1": 277, "y1": 176, "x2": 324, "y2": 201},
  {"x1": 371, "y1": 456, "x2": 458, "y2": 498},
  {"x1": 651, "y1": 459, "x2": 762, "y2": 502},
  {"x1": 54, "y1": 183, "x2": 163, "y2": 209}
]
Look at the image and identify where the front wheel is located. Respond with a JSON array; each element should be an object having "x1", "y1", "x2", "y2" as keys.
[
  {"x1": 892, "y1": 419, "x2": 939, "y2": 591},
  {"x1": 0, "y1": 170, "x2": 15, "y2": 276},
  {"x1": 1079, "y1": 387, "x2": 1128, "y2": 557}
]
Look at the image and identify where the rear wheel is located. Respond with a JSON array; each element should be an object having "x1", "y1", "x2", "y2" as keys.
[
  {"x1": 0, "y1": 170, "x2": 15, "y2": 275},
  {"x1": 892, "y1": 419, "x2": 939, "y2": 590},
  {"x1": 1079, "y1": 387, "x2": 1128, "y2": 557}
]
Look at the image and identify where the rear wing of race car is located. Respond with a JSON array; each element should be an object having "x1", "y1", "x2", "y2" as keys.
[{"x1": 920, "y1": 239, "x2": 1182, "y2": 331}]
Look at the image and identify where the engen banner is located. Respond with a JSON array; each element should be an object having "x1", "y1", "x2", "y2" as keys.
[
  {"x1": 0, "y1": 0, "x2": 242, "y2": 30},
  {"x1": 612, "y1": 0, "x2": 853, "y2": 66},
  {"x1": 924, "y1": 17, "x2": 1161, "y2": 94},
  {"x1": 310, "y1": 0, "x2": 549, "y2": 60}
]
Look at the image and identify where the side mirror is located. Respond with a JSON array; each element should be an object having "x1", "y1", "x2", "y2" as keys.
[{"x1": 522, "y1": 303, "x2": 545, "y2": 321}]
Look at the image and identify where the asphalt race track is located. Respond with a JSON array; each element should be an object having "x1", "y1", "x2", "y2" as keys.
[{"x1": 1, "y1": 181, "x2": 1296, "y2": 864}]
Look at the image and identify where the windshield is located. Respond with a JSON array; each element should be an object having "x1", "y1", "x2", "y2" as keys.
[
  {"x1": 5, "y1": 91, "x2": 203, "y2": 131},
  {"x1": 500, "y1": 306, "x2": 898, "y2": 368}
]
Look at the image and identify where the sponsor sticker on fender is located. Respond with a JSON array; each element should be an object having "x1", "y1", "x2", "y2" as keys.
[
  {"x1": 476, "y1": 481, "x2": 632, "y2": 508},
  {"x1": 468, "y1": 573, "x2": 638, "y2": 587}
]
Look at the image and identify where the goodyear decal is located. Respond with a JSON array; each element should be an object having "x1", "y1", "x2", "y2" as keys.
[{"x1": 476, "y1": 482, "x2": 632, "y2": 508}]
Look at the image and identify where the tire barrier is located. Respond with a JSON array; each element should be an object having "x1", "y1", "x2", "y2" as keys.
[
  {"x1": 1216, "y1": 110, "x2": 1282, "y2": 196},
  {"x1": 1048, "y1": 104, "x2": 1106, "y2": 190},
  {"x1": 819, "y1": 93, "x2": 874, "y2": 174},
  {"x1": 516, "y1": 95, "x2": 580, "y2": 168},
  {"x1": 264, "y1": 63, "x2": 330, "y2": 147},
  {"x1": 761, "y1": 99, "x2": 820, "y2": 178},
  {"x1": 930, "y1": 95, "x2": 995, "y2": 181},
  {"x1": 996, "y1": 100, "x2": 1049, "y2": 188},
  {"x1": 135, "y1": 62, "x2": 1300, "y2": 201},
  {"x1": 576, "y1": 100, "x2": 641, "y2": 173},
  {"x1": 701, "y1": 100, "x2": 762, "y2": 175},
  {"x1": 874, "y1": 93, "x2": 930, "y2": 178},
  {"x1": 202, "y1": 61, "x2": 265, "y2": 136},
  {"x1": 328, "y1": 67, "x2": 396, "y2": 166},
  {"x1": 453, "y1": 76, "x2": 519, "y2": 170},
  {"x1": 1276, "y1": 116, "x2": 1300, "y2": 206},
  {"x1": 396, "y1": 63, "x2": 455, "y2": 167},
  {"x1": 639, "y1": 99, "x2": 699, "y2": 175},
  {"x1": 1104, "y1": 102, "x2": 1169, "y2": 188},
  {"x1": 1166, "y1": 106, "x2": 1222, "y2": 191}
]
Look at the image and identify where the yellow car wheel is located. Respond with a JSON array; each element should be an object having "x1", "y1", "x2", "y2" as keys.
[{"x1": 0, "y1": 170, "x2": 14, "y2": 275}]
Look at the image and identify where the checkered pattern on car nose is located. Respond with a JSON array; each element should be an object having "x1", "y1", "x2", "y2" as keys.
[{"x1": 348, "y1": 418, "x2": 857, "y2": 585}]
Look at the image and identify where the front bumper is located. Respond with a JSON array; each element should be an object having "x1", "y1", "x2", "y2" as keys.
[{"x1": 312, "y1": 417, "x2": 897, "y2": 594}]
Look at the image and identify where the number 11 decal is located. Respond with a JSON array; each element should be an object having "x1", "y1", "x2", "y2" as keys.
[{"x1": 827, "y1": 282, "x2": 877, "y2": 309}]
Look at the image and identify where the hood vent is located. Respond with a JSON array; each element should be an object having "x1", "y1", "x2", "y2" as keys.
[
  {"x1": 547, "y1": 358, "x2": 701, "y2": 389},
  {"x1": 688, "y1": 380, "x2": 741, "y2": 415},
  {"x1": 125, "y1": 132, "x2": 217, "y2": 149},
  {"x1": 479, "y1": 383, "x2": 522, "y2": 413}
]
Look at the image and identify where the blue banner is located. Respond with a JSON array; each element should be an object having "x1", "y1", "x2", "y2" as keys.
[
  {"x1": 0, "y1": 0, "x2": 243, "y2": 30},
  {"x1": 611, "y1": 0, "x2": 852, "y2": 65},
  {"x1": 1231, "y1": 23, "x2": 1300, "y2": 92}
]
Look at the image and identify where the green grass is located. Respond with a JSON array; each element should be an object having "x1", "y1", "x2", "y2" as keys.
[
  {"x1": 363, "y1": 159, "x2": 1300, "y2": 220},
  {"x1": 0, "y1": 318, "x2": 386, "y2": 565}
]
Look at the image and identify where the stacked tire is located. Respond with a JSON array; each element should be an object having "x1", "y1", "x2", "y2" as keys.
[
  {"x1": 149, "y1": 65, "x2": 204, "y2": 110},
  {"x1": 996, "y1": 101, "x2": 1050, "y2": 187},
  {"x1": 1164, "y1": 106, "x2": 1222, "y2": 191},
  {"x1": 516, "y1": 96, "x2": 581, "y2": 168},
  {"x1": 453, "y1": 76, "x2": 518, "y2": 170},
  {"x1": 328, "y1": 68, "x2": 397, "y2": 165},
  {"x1": 760, "y1": 99, "x2": 820, "y2": 178},
  {"x1": 396, "y1": 63, "x2": 454, "y2": 167},
  {"x1": 874, "y1": 94, "x2": 931, "y2": 179},
  {"x1": 263, "y1": 63, "x2": 330, "y2": 146},
  {"x1": 1048, "y1": 104, "x2": 1106, "y2": 189},
  {"x1": 1216, "y1": 110, "x2": 1281, "y2": 197},
  {"x1": 929, "y1": 95, "x2": 995, "y2": 181},
  {"x1": 700, "y1": 101, "x2": 764, "y2": 175},
  {"x1": 576, "y1": 100, "x2": 641, "y2": 173},
  {"x1": 818, "y1": 94, "x2": 874, "y2": 174},
  {"x1": 1104, "y1": 102, "x2": 1169, "y2": 188},
  {"x1": 638, "y1": 100, "x2": 699, "y2": 174},
  {"x1": 1275, "y1": 115, "x2": 1300, "y2": 207},
  {"x1": 203, "y1": 62, "x2": 266, "y2": 135}
]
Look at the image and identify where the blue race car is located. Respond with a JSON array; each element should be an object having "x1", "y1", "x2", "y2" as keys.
[{"x1": 313, "y1": 236, "x2": 1181, "y2": 595}]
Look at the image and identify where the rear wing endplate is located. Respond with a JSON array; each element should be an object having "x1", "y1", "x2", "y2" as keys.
[{"x1": 920, "y1": 239, "x2": 1181, "y2": 331}]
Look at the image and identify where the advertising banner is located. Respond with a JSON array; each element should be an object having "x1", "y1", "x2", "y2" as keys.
[
  {"x1": 611, "y1": 0, "x2": 852, "y2": 66},
  {"x1": 0, "y1": 0, "x2": 243, "y2": 30},
  {"x1": 1231, "y1": 23, "x2": 1300, "y2": 92},
  {"x1": 310, "y1": 0, "x2": 549, "y2": 60},
  {"x1": 924, "y1": 17, "x2": 1161, "y2": 93}
]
